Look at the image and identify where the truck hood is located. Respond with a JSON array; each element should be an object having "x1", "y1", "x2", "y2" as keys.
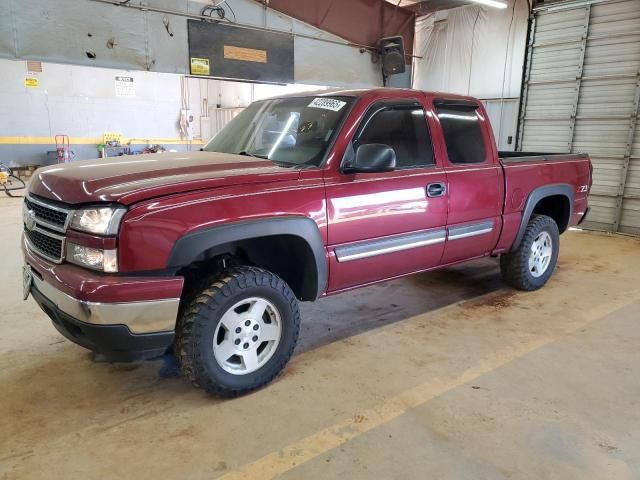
[{"x1": 29, "y1": 152, "x2": 301, "y2": 205}]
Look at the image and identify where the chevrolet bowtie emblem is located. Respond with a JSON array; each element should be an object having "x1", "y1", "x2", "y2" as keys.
[{"x1": 25, "y1": 209, "x2": 37, "y2": 231}]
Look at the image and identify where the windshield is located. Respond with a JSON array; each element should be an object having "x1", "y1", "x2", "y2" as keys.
[{"x1": 203, "y1": 96, "x2": 353, "y2": 167}]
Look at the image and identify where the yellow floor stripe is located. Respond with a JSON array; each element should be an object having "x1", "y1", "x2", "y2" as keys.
[
  {"x1": 217, "y1": 295, "x2": 640, "y2": 480},
  {"x1": 0, "y1": 136, "x2": 204, "y2": 145}
]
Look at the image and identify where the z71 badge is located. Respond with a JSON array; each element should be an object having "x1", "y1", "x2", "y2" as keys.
[{"x1": 578, "y1": 185, "x2": 589, "y2": 193}]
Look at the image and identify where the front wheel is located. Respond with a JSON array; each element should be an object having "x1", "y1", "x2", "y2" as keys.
[
  {"x1": 176, "y1": 266, "x2": 300, "y2": 397},
  {"x1": 500, "y1": 214, "x2": 560, "y2": 291}
]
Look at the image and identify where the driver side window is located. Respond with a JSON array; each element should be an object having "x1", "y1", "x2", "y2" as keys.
[{"x1": 358, "y1": 107, "x2": 434, "y2": 169}]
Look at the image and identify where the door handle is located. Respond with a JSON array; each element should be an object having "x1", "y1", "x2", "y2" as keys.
[{"x1": 426, "y1": 182, "x2": 447, "y2": 198}]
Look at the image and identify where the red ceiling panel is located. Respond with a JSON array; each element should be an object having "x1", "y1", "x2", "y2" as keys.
[{"x1": 263, "y1": 0, "x2": 415, "y2": 60}]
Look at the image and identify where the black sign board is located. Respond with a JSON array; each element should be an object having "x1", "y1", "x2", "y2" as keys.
[{"x1": 187, "y1": 20, "x2": 294, "y2": 84}]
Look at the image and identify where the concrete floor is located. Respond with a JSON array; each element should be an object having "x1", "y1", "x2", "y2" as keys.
[{"x1": 1, "y1": 195, "x2": 640, "y2": 480}]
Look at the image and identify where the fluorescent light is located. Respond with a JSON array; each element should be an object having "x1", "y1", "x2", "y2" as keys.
[{"x1": 469, "y1": 0, "x2": 508, "y2": 8}]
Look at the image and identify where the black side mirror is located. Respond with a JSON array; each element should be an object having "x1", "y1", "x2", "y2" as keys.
[{"x1": 344, "y1": 143, "x2": 396, "y2": 173}]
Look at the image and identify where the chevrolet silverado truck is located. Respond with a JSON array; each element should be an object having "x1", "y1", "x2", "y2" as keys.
[{"x1": 22, "y1": 88, "x2": 592, "y2": 396}]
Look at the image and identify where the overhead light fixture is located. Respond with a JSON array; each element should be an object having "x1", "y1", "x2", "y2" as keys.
[{"x1": 469, "y1": 0, "x2": 508, "y2": 8}]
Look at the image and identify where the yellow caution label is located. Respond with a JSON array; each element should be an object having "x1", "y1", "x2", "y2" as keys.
[
  {"x1": 224, "y1": 45, "x2": 267, "y2": 63},
  {"x1": 25, "y1": 77, "x2": 39, "y2": 88},
  {"x1": 190, "y1": 57, "x2": 210, "y2": 76},
  {"x1": 103, "y1": 132, "x2": 122, "y2": 144}
]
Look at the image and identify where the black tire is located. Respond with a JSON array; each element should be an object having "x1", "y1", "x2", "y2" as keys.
[
  {"x1": 500, "y1": 214, "x2": 560, "y2": 291},
  {"x1": 175, "y1": 266, "x2": 300, "y2": 397}
]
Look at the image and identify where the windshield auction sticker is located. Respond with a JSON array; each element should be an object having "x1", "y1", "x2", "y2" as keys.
[{"x1": 308, "y1": 98, "x2": 347, "y2": 112}]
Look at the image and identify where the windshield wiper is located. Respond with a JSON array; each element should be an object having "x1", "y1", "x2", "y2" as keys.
[
  {"x1": 235, "y1": 151, "x2": 303, "y2": 169},
  {"x1": 234, "y1": 150, "x2": 269, "y2": 160},
  {"x1": 271, "y1": 160, "x2": 301, "y2": 168}
]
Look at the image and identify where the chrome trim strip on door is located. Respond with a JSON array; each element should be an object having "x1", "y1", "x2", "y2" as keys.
[
  {"x1": 447, "y1": 221, "x2": 494, "y2": 241},
  {"x1": 335, "y1": 229, "x2": 446, "y2": 263}
]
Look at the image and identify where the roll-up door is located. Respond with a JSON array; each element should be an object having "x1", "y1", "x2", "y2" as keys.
[{"x1": 518, "y1": 0, "x2": 640, "y2": 234}]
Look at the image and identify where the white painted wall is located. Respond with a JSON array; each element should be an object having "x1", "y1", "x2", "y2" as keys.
[
  {"x1": 0, "y1": 59, "x2": 185, "y2": 141},
  {"x1": 0, "y1": 0, "x2": 386, "y2": 166},
  {"x1": 0, "y1": 57, "x2": 327, "y2": 165}
]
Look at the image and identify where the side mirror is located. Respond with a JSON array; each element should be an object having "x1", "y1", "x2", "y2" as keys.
[{"x1": 344, "y1": 143, "x2": 396, "y2": 174}]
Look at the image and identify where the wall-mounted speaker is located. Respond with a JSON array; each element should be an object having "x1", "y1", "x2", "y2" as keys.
[{"x1": 378, "y1": 36, "x2": 406, "y2": 76}]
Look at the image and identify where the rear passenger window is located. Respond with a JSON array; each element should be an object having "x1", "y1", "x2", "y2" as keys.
[
  {"x1": 358, "y1": 108, "x2": 434, "y2": 169},
  {"x1": 436, "y1": 106, "x2": 486, "y2": 164}
]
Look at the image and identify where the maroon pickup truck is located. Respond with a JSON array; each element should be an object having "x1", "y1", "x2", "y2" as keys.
[{"x1": 22, "y1": 88, "x2": 592, "y2": 396}]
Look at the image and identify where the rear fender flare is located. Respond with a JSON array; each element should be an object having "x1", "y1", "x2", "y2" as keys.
[
  {"x1": 167, "y1": 217, "x2": 327, "y2": 299},
  {"x1": 511, "y1": 183, "x2": 574, "y2": 251}
]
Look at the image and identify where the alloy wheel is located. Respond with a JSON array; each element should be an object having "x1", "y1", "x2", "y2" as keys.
[
  {"x1": 528, "y1": 231, "x2": 553, "y2": 278},
  {"x1": 212, "y1": 297, "x2": 282, "y2": 375}
]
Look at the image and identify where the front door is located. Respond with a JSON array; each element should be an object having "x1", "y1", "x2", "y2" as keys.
[{"x1": 325, "y1": 100, "x2": 449, "y2": 292}]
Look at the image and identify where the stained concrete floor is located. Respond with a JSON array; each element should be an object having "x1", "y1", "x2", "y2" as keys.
[{"x1": 1, "y1": 195, "x2": 639, "y2": 480}]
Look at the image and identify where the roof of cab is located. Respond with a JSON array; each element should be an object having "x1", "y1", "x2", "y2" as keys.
[{"x1": 269, "y1": 87, "x2": 479, "y2": 102}]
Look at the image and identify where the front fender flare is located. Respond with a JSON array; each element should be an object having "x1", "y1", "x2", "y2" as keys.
[{"x1": 167, "y1": 217, "x2": 327, "y2": 299}]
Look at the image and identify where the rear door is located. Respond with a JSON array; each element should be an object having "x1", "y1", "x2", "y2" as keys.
[
  {"x1": 325, "y1": 99, "x2": 449, "y2": 292},
  {"x1": 433, "y1": 100, "x2": 503, "y2": 264}
]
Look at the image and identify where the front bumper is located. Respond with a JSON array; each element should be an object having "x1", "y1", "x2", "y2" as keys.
[
  {"x1": 23, "y1": 237, "x2": 183, "y2": 361},
  {"x1": 29, "y1": 270, "x2": 181, "y2": 334},
  {"x1": 31, "y1": 283, "x2": 175, "y2": 361}
]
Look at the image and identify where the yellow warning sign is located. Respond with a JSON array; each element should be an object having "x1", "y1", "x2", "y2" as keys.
[
  {"x1": 25, "y1": 77, "x2": 39, "y2": 88},
  {"x1": 190, "y1": 57, "x2": 210, "y2": 76},
  {"x1": 103, "y1": 132, "x2": 122, "y2": 144}
]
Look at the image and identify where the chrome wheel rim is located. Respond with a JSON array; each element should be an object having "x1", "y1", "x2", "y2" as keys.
[
  {"x1": 529, "y1": 231, "x2": 553, "y2": 278},
  {"x1": 213, "y1": 297, "x2": 282, "y2": 375}
]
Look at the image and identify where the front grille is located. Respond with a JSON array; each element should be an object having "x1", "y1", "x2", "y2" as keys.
[
  {"x1": 25, "y1": 227, "x2": 64, "y2": 262},
  {"x1": 25, "y1": 197, "x2": 69, "y2": 230},
  {"x1": 23, "y1": 195, "x2": 71, "y2": 263}
]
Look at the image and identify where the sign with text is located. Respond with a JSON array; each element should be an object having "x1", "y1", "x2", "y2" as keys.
[
  {"x1": 187, "y1": 20, "x2": 294, "y2": 83},
  {"x1": 24, "y1": 77, "x2": 39, "y2": 88},
  {"x1": 223, "y1": 45, "x2": 267, "y2": 63},
  {"x1": 115, "y1": 76, "x2": 135, "y2": 97}
]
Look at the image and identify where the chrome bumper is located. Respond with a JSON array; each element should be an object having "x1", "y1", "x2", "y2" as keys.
[{"x1": 31, "y1": 274, "x2": 179, "y2": 334}]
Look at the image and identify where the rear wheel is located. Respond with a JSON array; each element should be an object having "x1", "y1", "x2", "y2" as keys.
[
  {"x1": 175, "y1": 266, "x2": 300, "y2": 397},
  {"x1": 500, "y1": 214, "x2": 560, "y2": 291}
]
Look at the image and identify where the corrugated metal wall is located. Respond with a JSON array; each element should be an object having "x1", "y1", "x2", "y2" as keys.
[
  {"x1": 481, "y1": 98, "x2": 520, "y2": 151},
  {"x1": 518, "y1": 0, "x2": 640, "y2": 235}
]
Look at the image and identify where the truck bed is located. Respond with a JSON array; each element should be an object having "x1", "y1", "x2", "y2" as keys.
[{"x1": 499, "y1": 151, "x2": 592, "y2": 234}]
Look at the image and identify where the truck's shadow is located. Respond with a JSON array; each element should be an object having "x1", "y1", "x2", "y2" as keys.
[{"x1": 296, "y1": 257, "x2": 503, "y2": 354}]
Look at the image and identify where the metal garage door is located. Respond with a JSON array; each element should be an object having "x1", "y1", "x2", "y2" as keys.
[{"x1": 517, "y1": 0, "x2": 640, "y2": 234}]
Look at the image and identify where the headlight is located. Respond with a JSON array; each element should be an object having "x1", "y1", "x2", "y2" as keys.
[
  {"x1": 70, "y1": 207, "x2": 126, "y2": 235},
  {"x1": 66, "y1": 243, "x2": 118, "y2": 272}
]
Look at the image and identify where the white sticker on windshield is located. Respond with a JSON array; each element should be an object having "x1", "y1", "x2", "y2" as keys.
[{"x1": 308, "y1": 98, "x2": 347, "y2": 112}]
